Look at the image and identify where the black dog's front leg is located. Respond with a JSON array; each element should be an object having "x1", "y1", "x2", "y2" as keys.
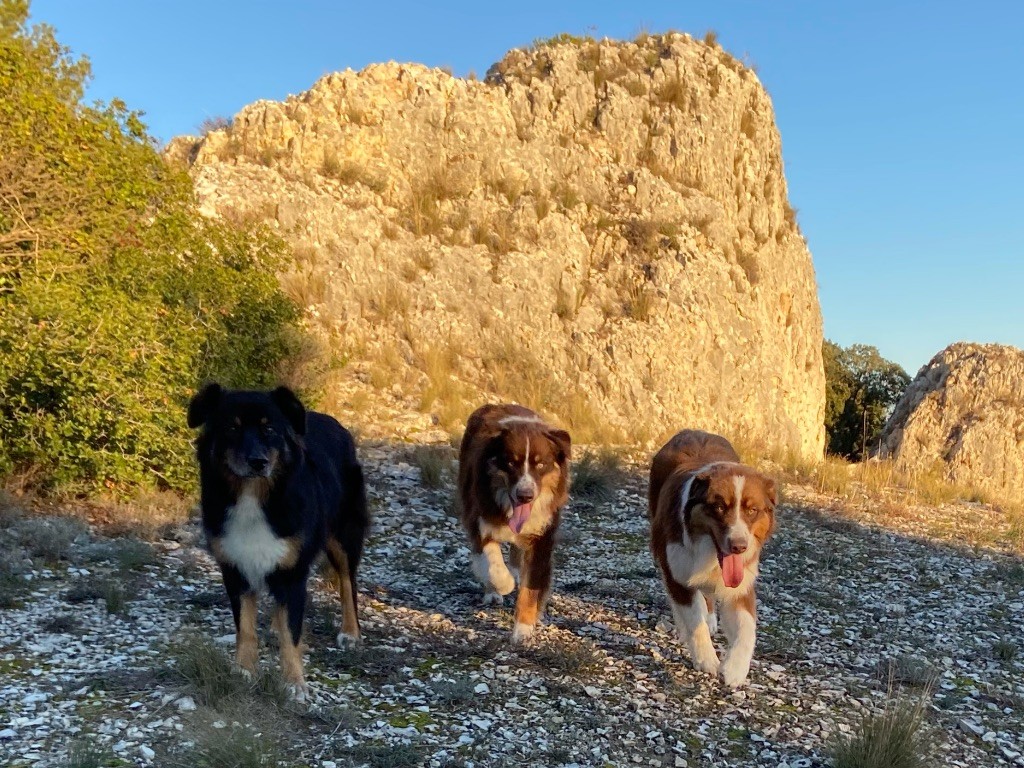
[{"x1": 220, "y1": 563, "x2": 258, "y2": 672}]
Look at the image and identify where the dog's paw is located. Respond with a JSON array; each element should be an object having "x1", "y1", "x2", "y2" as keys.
[
  {"x1": 511, "y1": 622, "x2": 535, "y2": 644},
  {"x1": 285, "y1": 681, "x2": 310, "y2": 704},
  {"x1": 691, "y1": 649, "x2": 721, "y2": 677},
  {"x1": 490, "y1": 566, "x2": 516, "y2": 596},
  {"x1": 336, "y1": 631, "x2": 360, "y2": 649},
  {"x1": 482, "y1": 591, "x2": 504, "y2": 607},
  {"x1": 719, "y1": 656, "x2": 750, "y2": 688}
]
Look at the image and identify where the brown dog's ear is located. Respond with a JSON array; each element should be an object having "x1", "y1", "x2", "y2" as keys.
[
  {"x1": 763, "y1": 476, "x2": 777, "y2": 507},
  {"x1": 546, "y1": 428, "x2": 571, "y2": 463},
  {"x1": 187, "y1": 383, "x2": 223, "y2": 429},
  {"x1": 684, "y1": 472, "x2": 711, "y2": 511},
  {"x1": 271, "y1": 386, "x2": 306, "y2": 436}
]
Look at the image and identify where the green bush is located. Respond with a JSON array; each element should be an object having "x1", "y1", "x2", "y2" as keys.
[
  {"x1": 0, "y1": 1, "x2": 301, "y2": 493},
  {"x1": 823, "y1": 340, "x2": 910, "y2": 460}
]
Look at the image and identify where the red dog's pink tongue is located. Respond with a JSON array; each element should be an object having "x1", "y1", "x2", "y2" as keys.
[
  {"x1": 719, "y1": 553, "x2": 745, "y2": 588},
  {"x1": 509, "y1": 503, "x2": 532, "y2": 533}
]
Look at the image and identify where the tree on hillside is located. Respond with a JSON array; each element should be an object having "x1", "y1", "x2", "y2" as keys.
[
  {"x1": 823, "y1": 340, "x2": 910, "y2": 460},
  {"x1": 0, "y1": 0, "x2": 301, "y2": 492}
]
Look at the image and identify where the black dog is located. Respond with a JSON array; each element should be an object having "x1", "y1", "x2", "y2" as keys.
[{"x1": 187, "y1": 383, "x2": 369, "y2": 700}]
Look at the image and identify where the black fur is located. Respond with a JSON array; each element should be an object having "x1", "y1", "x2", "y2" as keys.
[{"x1": 188, "y1": 383, "x2": 369, "y2": 653}]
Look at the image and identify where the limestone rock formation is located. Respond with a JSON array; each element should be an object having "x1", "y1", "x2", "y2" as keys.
[
  {"x1": 170, "y1": 33, "x2": 824, "y2": 455},
  {"x1": 878, "y1": 343, "x2": 1024, "y2": 500}
]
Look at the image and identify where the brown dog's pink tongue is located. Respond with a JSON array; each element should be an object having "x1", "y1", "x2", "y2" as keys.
[
  {"x1": 719, "y1": 553, "x2": 745, "y2": 588},
  {"x1": 509, "y1": 504, "x2": 532, "y2": 533}
]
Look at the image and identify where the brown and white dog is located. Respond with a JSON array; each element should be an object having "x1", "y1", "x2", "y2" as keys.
[
  {"x1": 458, "y1": 404, "x2": 571, "y2": 643},
  {"x1": 648, "y1": 430, "x2": 776, "y2": 687}
]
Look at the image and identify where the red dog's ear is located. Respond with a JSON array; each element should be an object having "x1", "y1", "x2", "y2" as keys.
[
  {"x1": 187, "y1": 382, "x2": 223, "y2": 429},
  {"x1": 763, "y1": 476, "x2": 777, "y2": 507},
  {"x1": 546, "y1": 428, "x2": 571, "y2": 463},
  {"x1": 684, "y1": 472, "x2": 712, "y2": 511}
]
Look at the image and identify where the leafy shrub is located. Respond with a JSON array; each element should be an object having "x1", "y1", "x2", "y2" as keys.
[
  {"x1": 823, "y1": 341, "x2": 910, "y2": 460},
  {"x1": 0, "y1": 1, "x2": 301, "y2": 493}
]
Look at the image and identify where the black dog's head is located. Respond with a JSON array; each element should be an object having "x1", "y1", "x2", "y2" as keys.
[{"x1": 187, "y1": 383, "x2": 306, "y2": 482}]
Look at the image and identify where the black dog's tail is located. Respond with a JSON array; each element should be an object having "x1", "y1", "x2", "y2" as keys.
[{"x1": 338, "y1": 461, "x2": 369, "y2": 572}]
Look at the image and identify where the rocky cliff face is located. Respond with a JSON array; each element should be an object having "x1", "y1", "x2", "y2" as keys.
[
  {"x1": 169, "y1": 33, "x2": 824, "y2": 455},
  {"x1": 879, "y1": 343, "x2": 1024, "y2": 501}
]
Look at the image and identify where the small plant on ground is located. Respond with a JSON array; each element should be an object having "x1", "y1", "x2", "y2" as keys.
[
  {"x1": 993, "y1": 639, "x2": 1017, "y2": 662},
  {"x1": 878, "y1": 655, "x2": 938, "y2": 689},
  {"x1": 165, "y1": 634, "x2": 287, "y2": 709},
  {"x1": 339, "y1": 742, "x2": 423, "y2": 768},
  {"x1": 408, "y1": 445, "x2": 452, "y2": 489},
  {"x1": 41, "y1": 614, "x2": 82, "y2": 634},
  {"x1": 519, "y1": 634, "x2": 604, "y2": 675},
  {"x1": 67, "y1": 741, "x2": 109, "y2": 768},
  {"x1": 829, "y1": 689, "x2": 932, "y2": 768},
  {"x1": 572, "y1": 450, "x2": 624, "y2": 504},
  {"x1": 175, "y1": 726, "x2": 282, "y2": 768},
  {"x1": 11, "y1": 515, "x2": 87, "y2": 562},
  {"x1": 432, "y1": 678, "x2": 475, "y2": 704},
  {"x1": 104, "y1": 582, "x2": 129, "y2": 615},
  {"x1": 115, "y1": 538, "x2": 158, "y2": 571}
]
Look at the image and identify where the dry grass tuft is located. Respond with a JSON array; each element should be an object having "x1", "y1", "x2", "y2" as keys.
[
  {"x1": 165, "y1": 633, "x2": 288, "y2": 709},
  {"x1": 829, "y1": 688, "x2": 932, "y2": 768},
  {"x1": 572, "y1": 449, "x2": 625, "y2": 505},
  {"x1": 407, "y1": 445, "x2": 453, "y2": 489},
  {"x1": 173, "y1": 726, "x2": 282, "y2": 768}
]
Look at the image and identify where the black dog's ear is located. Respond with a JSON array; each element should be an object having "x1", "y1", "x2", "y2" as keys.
[
  {"x1": 271, "y1": 386, "x2": 306, "y2": 436},
  {"x1": 546, "y1": 428, "x2": 571, "y2": 463},
  {"x1": 187, "y1": 383, "x2": 223, "y2": 429}
]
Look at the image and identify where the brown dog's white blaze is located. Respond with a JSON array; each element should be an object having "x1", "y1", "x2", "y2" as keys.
[
  {"x1": 648, "y1": 430, "x2": 776, "y2": 688},
  {"x1": 459, "y1": 404, "x2": 570, "y2": 642}
]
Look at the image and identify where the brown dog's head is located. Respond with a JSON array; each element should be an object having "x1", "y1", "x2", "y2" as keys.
[
  {"x1": 685, "y1": 463, "x2": 776, "y2": 587},
  {"x1": 485, "y1": 419, "x2": 571, "y2": 533}
]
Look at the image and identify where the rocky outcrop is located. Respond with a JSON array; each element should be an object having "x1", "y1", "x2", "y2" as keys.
[
  {"x1": 878, "y1": 343, "x2": 1024, "y2": 500},
  {"x1": 170, "y1": 33, "x2": 824, "y2": 455}
]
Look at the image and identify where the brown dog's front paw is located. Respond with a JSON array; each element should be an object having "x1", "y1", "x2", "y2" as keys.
[{"x1": 511, "y1": 622, "x2": 536, "y2": 644}]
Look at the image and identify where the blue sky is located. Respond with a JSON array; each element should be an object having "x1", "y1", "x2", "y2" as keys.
[{"x1": 31, "y1": 0, "x2": 1024, "y2": 375}]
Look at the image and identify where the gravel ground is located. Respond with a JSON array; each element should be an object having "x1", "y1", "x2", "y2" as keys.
[{"x1": 1, "y1": 443, "x2": 1023, "y2": 767}]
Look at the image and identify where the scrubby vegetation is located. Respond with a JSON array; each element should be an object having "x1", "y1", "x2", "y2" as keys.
[
  {"x1": 823, "y1": 340, "x2": 910, "y2": 460},
  {"x1": 0, "y1": 0, "x2": 302, "y2": 493}
]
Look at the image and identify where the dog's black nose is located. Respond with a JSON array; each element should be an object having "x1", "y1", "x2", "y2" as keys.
[
  {"x1": 248, "y1": 457, "x2": 268, "y2": 473},
  {"x1": 728, "y1": 539, "x2": 748, "y2": 554},
  {"x1": 515, "y1": 488, "x2": 536, "y2": 504}
]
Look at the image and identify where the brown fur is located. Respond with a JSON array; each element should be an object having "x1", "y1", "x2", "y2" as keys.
[
  {"x1": 648, "y1": 430, "x2": 776, "y2": 685},
  {"x1": 273, "y1": 604, "x2": 305, "y2": 688},
  {"x1": 458, "y1": 404, "x2": 570, "y2": 640},
  {"x1": 326, "y1": 539, "x2": 360, "y2": 641},
  {"x1": 236, "y1": 592, "x2": 259, "y2": 672},
  {"x1": 649, "y1": 431, "x2": 775, "y2": 578}
]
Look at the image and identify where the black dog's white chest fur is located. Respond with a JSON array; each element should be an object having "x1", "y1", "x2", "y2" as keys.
[{"x1": 218, "y1": 488, "x2": 288, "y2": 589}]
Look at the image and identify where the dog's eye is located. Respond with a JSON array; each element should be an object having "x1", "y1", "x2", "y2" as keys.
[
  {"x1": 535, "y1": 461, "x2": 545, "y2": 470},
  {"x1": 261, "y1": 424, "x2": 275, "y2": 436}
]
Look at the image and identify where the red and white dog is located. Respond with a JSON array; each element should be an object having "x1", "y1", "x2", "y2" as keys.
[
  {"x1": 458, "y1": 404, "x2": 571, "y2": 643},
  {"x1": 648, "y1": 430, "x2": 776, "y2": 687}
]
